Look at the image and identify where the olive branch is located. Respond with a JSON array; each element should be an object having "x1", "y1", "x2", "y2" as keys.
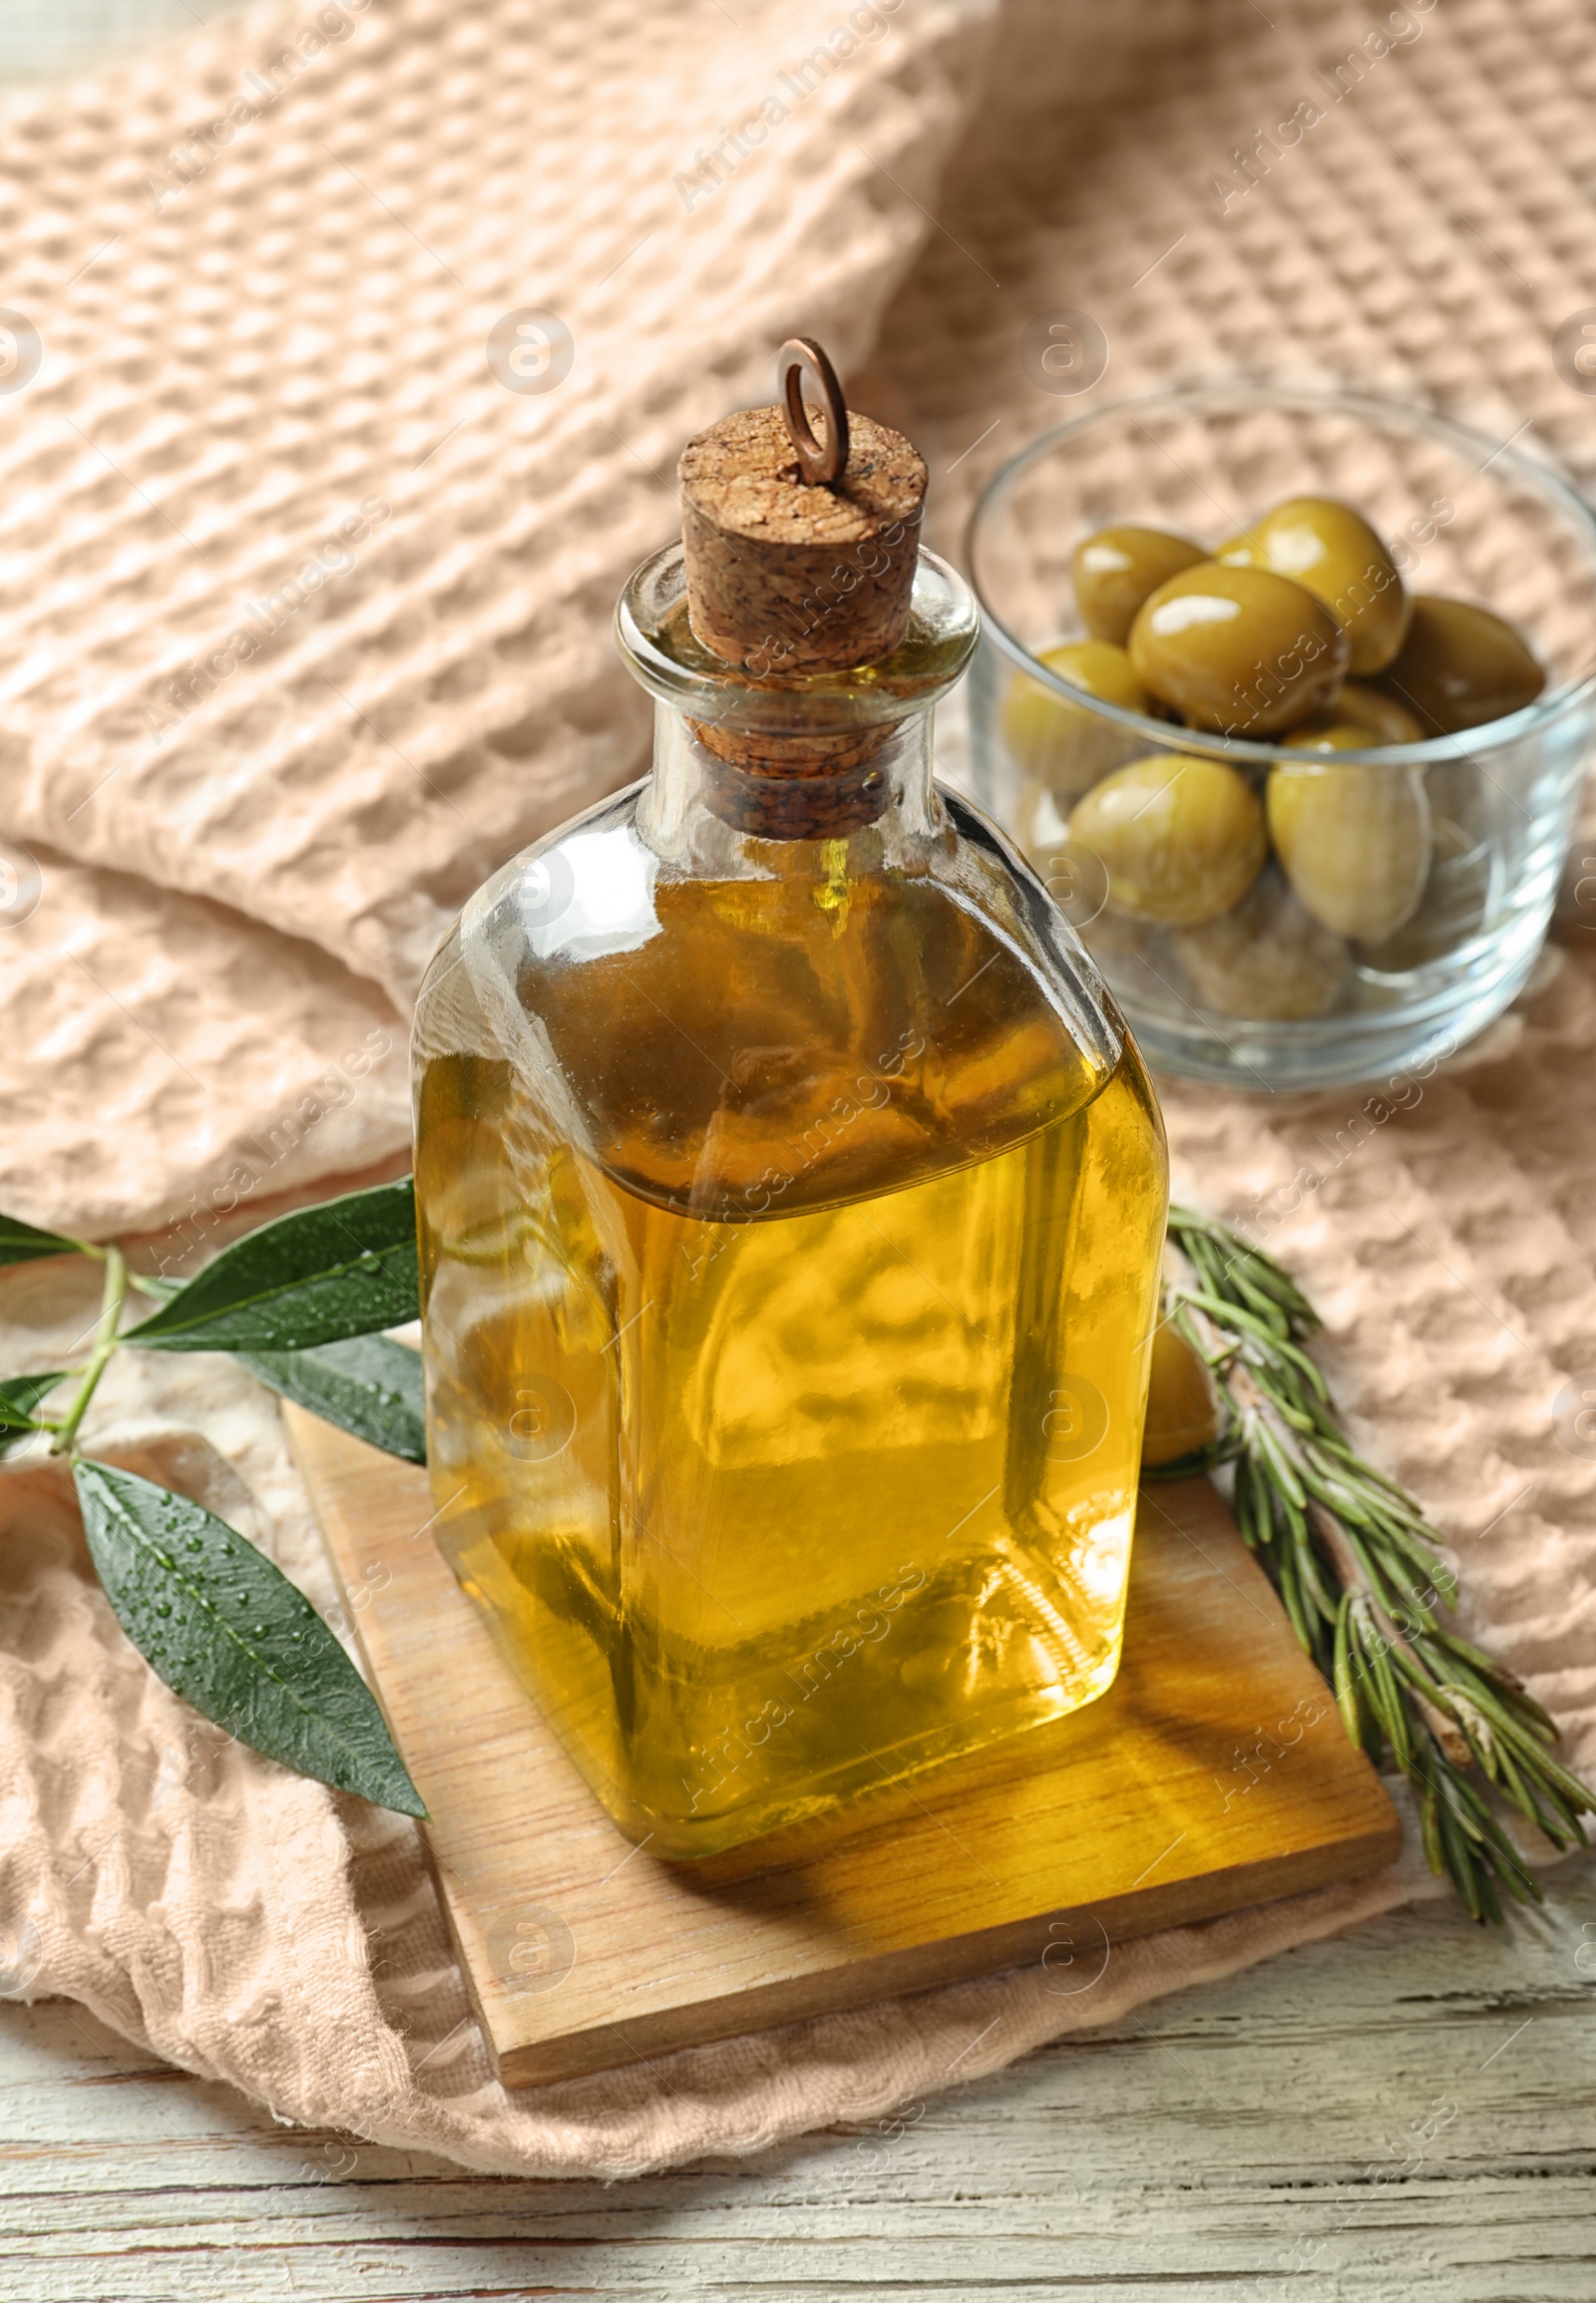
[
  {"x1": 1155, "y1": 1206, "x2": 1594, "y2": 1923},
  {"x1": 0, "y1": 1185, "x2": 427, "y2": 1816}
]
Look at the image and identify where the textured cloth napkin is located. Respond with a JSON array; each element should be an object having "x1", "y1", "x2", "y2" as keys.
[{"x1": 0, "y1": 0, "x2": 1593, "y2": 2178}]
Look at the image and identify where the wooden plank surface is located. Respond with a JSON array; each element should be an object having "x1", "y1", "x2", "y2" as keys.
[
  {"x1": 285, "y1": 1407, "x2": 1399, "y2": 2088},
  {"x1": 3, "y1": 1874, "x2": 1593, "y2": 2301}
]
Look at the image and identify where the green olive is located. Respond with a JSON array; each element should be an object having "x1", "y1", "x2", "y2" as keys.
[
  {"x1": 1361, "y1": 817, "x2": 1490, "y2": 970},
  {"x1": 1333, "y1": 681, "x2": 1426, "y2": 743},
  {"x1": 1377, "y1": 594, "x2": 1545, "y2": 734},
  {"x1": 1000, "y1": 640, "x2": 1148, "y2": 797},
  {"x1": 1172, "y1": 867, "x2": 1350, "y2": 1020},
  {"x1": 1067, "y1": 752, "x2": 1267, "y2": 925},
  {"x1": 1284, "y1": 721, "x2": 1388, "y2": 754},
  {"x1": 1267, "y1": 757, "x2": 1432, "y2": 943},
  {"x1": 1218, "y1": 497, "x2": 1410, "y2": 674},
  {"x1": 1012, "y1": 776, "x2": 1073, "y2": 864},
  {"x1": 1285, "y1": 681, "x2": 1426, "y2": 751},
  {"x1": 1071, "y1": 526, "x2": 1207, "y2": 646},
  {"x1": 1127, "y1": 564, "x2": 1349, "y2": 735},
  {"x1": 1142, "y1": 1322, "x2": 1221, "y2": 1465}
]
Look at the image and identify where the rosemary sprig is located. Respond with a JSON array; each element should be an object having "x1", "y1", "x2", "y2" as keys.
[{"x1": 1154, "y1": 1205, "x2": 1594, "y2": 1924}]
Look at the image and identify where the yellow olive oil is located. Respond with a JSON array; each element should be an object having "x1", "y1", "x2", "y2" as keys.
[{"x1": 415, "y1": 852, "x2": 1167, "y2": 1856}]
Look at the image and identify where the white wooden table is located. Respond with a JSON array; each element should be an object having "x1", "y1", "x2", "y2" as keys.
[
  {"x1": 3, "y1": 8, "x2": 1594, "y2": 2296},
  {"x1": 3, "y1": 1868, "x2": 1594, "y2": 2300}
]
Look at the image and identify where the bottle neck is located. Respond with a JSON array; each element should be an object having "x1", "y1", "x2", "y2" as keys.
[
  {"x1": 615, "y1": 541, "x2": 980, "y2": 849},
  {"x1": 638, "y1": 698, "x2": 943, "y2": 860}
]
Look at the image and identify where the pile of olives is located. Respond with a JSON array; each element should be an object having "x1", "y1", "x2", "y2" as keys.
[{"x1": 1002, "y1": 496, "x2": 1546, "y2": 1021}]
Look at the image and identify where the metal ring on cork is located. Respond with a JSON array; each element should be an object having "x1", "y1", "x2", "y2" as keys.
[{"x1": 778, "y1": 336, "x2": 850, "y2": 486}]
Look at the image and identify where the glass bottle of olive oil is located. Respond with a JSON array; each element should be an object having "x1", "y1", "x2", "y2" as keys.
[{"x1": 413, "y1": 368, "x2": 1168, "y2": 1857}]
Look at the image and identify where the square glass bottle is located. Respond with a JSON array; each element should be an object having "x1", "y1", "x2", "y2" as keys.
[{"x1": 412, "y1": 354, "x2": 1168, "y2": 1857}]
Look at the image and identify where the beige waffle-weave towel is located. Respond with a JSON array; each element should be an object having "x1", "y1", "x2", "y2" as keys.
[{"x1": 1, "y1": 0, "x2": 1593, "y2": 2178}]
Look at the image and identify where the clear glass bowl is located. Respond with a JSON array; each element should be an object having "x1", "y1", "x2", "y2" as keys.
[{"x1": 967, "y1": 385, "x2": 1596, "y2": 1088}]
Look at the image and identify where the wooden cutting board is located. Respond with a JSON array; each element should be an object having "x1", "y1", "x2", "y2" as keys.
[{"x1": 286, "y1": 1407, "x2": 1400, "y2": 2089}]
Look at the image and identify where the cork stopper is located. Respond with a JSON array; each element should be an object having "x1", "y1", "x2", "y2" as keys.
[
  {"x1": 672, "y1": 340, "x2": 929, "y2": 838},
  {"x1": 678, "y1": 340, "x2": 928, "y2": 676}
]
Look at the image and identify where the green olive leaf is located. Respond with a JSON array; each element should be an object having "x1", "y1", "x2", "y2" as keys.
[
  {"x1": 0, "y1": 1371, "x2": 63, "y2": 1427},
  {"x1": 72, "y1": 1457, "x2": 425, "y2": 1817},
  {"x1": 0, "y1": 1213, "x2": 85, "y2": 1268},
  {"x1": 128, "y1": 1179, "x2": 418, "y2": 1354},
  {"x1": 235, "y1": 1337, "x2": 427, "y2": 1464},
  {"x1": 0, "y1": 1371, "x2": 63, "y2": 1456}
]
